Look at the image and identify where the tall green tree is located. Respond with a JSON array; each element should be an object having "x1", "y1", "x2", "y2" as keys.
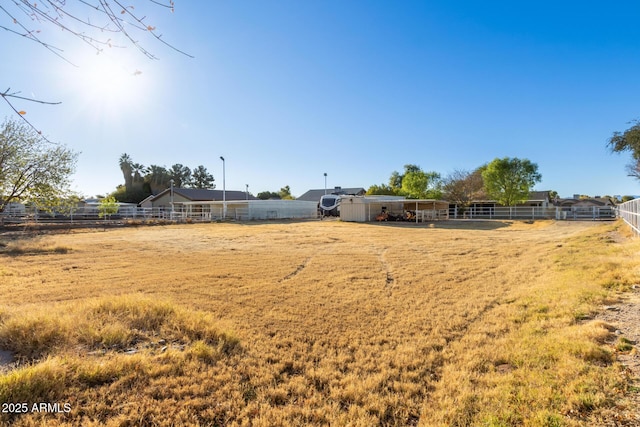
[
  {"x1": 366, "y1": 183, "x2": 396, "y2": 196},
  {"x1": 608, "y1": 120, "x2": 640, "y2": 158},
  {"x1": 608, "y1": 120, "x2": 640, "y2": 180},
  {"x1": 389, "y1": 164, "x2": 421, "y2": 194},
  {"x1": 191, "y1": 165, "x2": 215, "y2": 189},
  {"x1": 169, "y1": 164, "x2": 192, "y2": 188},
  {"x1": 481, "y1": 157, "x2": 541, "y2": 206},
  {"x1": 0, "y1": 118, "x2": 78, "y2": 213},
  {"x1": 401, "y1": 170, "x2": 442, "y2": 199},
  {"x1": 257, "y1": 191, "x2": 281, "y2": 200},
  {"x1": 385, "y1": 164, "x2": 442, "y2": 199}
]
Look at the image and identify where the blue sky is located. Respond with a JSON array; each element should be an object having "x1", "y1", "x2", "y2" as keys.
[{"x1": 3, "y1": 1, "x2": 640, "y2": 198}]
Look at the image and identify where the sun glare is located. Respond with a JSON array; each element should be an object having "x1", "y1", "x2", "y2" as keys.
[{"x1": 71, "y1": 54, "x2": 149, "y2": 117}]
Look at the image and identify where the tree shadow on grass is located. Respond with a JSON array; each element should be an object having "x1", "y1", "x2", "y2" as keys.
[{"x1": 360, "y1": 219, "x2": 515, "y2": 231}]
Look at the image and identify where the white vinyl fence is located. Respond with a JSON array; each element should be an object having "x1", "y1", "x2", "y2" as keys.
[
  {"x1": 0, "y1": 200, "x2": 320, "y2": 224},
  {"x1": 0, "y1": 206, "x2": 176, "y2": 223},
  {"x1": 451, "y1": 206, "x2": 616, "y2": 221},
  {"x1": 617, "y1": 199, "x2": 640, "y2": 235}
]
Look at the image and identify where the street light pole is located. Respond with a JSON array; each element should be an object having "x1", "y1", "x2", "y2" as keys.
[
  {"x1": 170, "y1": 179, "x2": 174, "y2": 219},
  {"x1": 324, "y1": 172, "x2": 327, "y2": 195},
  {"x1": 220, "y1": 156, "x2": 226, "y2": 218},
  {"x1": 246, "y1": 184, "x2": 249, "y2": 200}
]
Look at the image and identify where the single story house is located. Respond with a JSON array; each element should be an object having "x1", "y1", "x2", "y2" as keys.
[
  {"x1": 553, "y1": 196, "x2": 616, "y2": 220},
  {"x1": 140, "y1": 188, "x2": 258, "y2": 209},
  {"x1": 467, "y1": 191, "x2": 552, "y2": 212},
  {"x1": 553, "y1": 197, "x2": 616, "y2": 208}
]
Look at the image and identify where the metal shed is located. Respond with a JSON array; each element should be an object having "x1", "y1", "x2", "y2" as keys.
[{"x1": 339, "y1": 196, "x2": 450, "y2": 223}]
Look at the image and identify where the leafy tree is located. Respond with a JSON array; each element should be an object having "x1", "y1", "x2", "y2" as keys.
[
  {"x1": 401, "y1": 170, "x2": 442, "y2": 199},
  {"x1": 257, "y1": 191, "x2": 281, "y2": 200},
  {"x1": 385, "y1": 164, "x2": 443, "y2": 198},
  {"x1": 54, "y1": 194, "x2": 84, "y2": 219},
  {"x1": 481, "y1": 157, "x2": 542, "y2": 206},
  {"x1": 191, "y1": 165, "x2": 215, "y2": 189},
  {"x1": 389, "y1": 164, "x2": 421, "y2": 194},
  {"x1": 169, "y1": 164, "x2": 192, "y2": 188},
  {"x1": 111, "y1": 185, "x2": 128, "y2": 203},
  {"x1": 279, "y1": 185, "x2": 295, "y2": 200},
  {"x1": 622, "y1": 195, "x2": 636, "y2": 202},
  {"x1": 98, "y1": 196, "x2": 119, "y2": 219},
  {"x1": 111, "y1": 184, "x2": 148, "y2": 204},
  {"x1": 0, "y1": 118, "x2": 78, "y2": 213},
  {"x1": 366, "y1": 184, "x2": 396, "y2": 196},
  {"x1": 442, "y1": 168, "x2": 487, "y2": 208},
  {"x1": 389, "y1": 171, "x2": 403, "y2": 193},
  {"x1": 608, "y1": 120, "x2": 640, "y2": 180},
  {"x1": 608, "y1": 120, "x2": 640, "y2": 158}
]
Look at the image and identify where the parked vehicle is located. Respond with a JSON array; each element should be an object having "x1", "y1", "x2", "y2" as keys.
[{"x1": 319, "y1": 194, "x2": 341, "y2": 217}]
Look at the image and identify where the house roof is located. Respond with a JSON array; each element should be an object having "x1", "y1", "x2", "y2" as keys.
[
  {"x1": 528, "y1": 191, "x2": 550, "y2": 201},
  {"x1": 150, "y1": 187, "x2": 258, "y2": 202},
  {"x1": 298, "y1": 187, "x2": 366, "y2": 202},
  {"x1": 555, "y1": 197, "x2": 616, "y2": 207}
]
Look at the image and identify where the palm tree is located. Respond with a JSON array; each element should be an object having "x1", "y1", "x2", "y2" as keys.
[
  {"x1": 132, "y1": 163, "x2": 146, "y2": 183},
  {"x1": 129, "y1": 162, "x2": 146, "y2": 193},
  {"x1": 119, "y1": 153, "x2": 133, "y2": 191},
  {"x1": 146, "y1": 165, "x2": 170, "y2": 194}
]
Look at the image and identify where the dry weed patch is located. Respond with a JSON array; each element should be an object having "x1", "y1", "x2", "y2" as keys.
[{"x1": 0, "y1": 220, "x2": 638, "y2": 425}]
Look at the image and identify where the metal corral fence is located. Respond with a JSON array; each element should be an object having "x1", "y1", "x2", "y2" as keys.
[
  {"x1": 450, "y1": 206, "x2": 616, "y2": 221},
  {"x1": 0, "y1": 206, "x2": 178, "y2": 224},
  {"x1": 0, "y1": 201, "x2": 321, "y2": 224},
  {"x1": 616, "y1": 199, "x2": 640, "y2": 235}
]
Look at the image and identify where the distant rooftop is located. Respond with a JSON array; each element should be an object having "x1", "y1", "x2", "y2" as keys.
[{"x1": 298, "y1": 187, "x2": 366, "y2": 202}]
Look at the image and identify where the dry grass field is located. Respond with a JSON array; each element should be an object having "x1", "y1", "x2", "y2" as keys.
[{"x1": 0, "y1": 219, "x2": 639, "y2": 426}]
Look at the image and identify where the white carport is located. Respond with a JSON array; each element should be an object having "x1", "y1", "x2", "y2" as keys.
[{"x1": 339, "y1": 196, "x2": 449, "y2": 223}]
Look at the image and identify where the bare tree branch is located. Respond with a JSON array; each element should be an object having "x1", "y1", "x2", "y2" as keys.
[
  {"x1": 1, "y1": 89, "x2": 60, "y2": 143},
  {"x1": 2, "y1": 0, "x2": 192, "y2": 139}
]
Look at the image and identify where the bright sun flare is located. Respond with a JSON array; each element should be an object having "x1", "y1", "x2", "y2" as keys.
[{"x1": 73, "y1": 54, "x2": 147, "y2": 115}]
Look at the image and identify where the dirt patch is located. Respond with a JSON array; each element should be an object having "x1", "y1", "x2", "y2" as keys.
[
  {"x1": 597, "y1": 287, "x2": 640, "y2": 423},
  {"x1": 0, "y1": 349, "x2": 15, "y2": 372}
]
